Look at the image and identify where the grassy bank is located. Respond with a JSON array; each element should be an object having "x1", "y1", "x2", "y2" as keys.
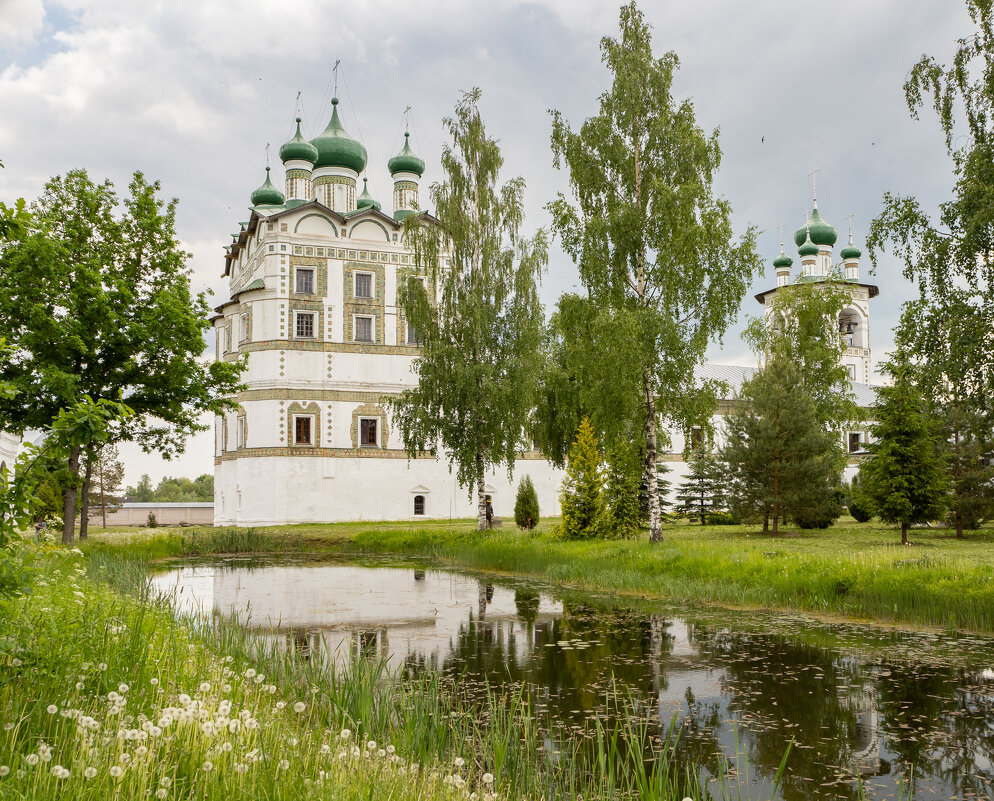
[
  {"x1": 0, "y1": 545, "x2": 730, "y2": 801},
  {"x1": 83, "y1": 518, "x2": 994, "y2": 632}
]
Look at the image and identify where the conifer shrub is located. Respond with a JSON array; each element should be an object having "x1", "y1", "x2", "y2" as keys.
[
  {"x1": 514, "y1": 475, "x2": 540, "y2": 530},
  {"x1": 600, "y1": 443, "x2": 642, "y2": 539},
  {"x1": 559, "y1": 417, "x2": 604, "y2": 540},
  {"x1": 146, "y1": 512, "x2": 158, "y2": 528}
]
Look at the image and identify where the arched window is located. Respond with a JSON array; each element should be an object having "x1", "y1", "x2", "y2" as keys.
[
  {"x1": 413, "y1": 495, "x2": 425, "y2": 516},
  {"x1": 838, "y1": 309, "x2": 862, "y2": 348}
]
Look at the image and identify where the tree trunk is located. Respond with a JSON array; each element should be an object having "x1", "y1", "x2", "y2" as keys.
[
  {"x1": 476, "y1": 452, "x2": 487, "y2": 532},
  {"x1": 62, "y1": 445, "x2": 81, "y2": 545},
  {"x1": 79, "y1": 455, "x2": 93, "y2": 540},
  {"x1": 771, "y1": 503, "x2": 779, "y2": 537},
  {"x1": 644, "y1": 368, "x2": 662, "y2": 542},
  {"x1": 955, "y1": 507, "x2": 964, "y2": 540},
  {"x1": 901, "y1": 523, "x2": 908, "y2": 546},
  {"x1": 763, "y1": 514, "x2": 769, "y2": 534},
  {"x1": 101, "y1": 455, "x2": 108, "y2": 528}
]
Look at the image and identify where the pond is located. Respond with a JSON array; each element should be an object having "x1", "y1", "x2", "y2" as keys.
[{"x1": 151, "y1": 557, "x2": 994, "y2": 801}]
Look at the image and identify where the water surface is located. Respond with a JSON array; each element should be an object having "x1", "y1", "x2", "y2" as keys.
[{"x1": 152, "y1": 558, "x2": 994, "y2": 801}]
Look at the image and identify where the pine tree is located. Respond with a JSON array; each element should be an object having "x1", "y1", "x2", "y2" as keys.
[
  {"x1": 675, "y1": 448, "x2": 723, "y2": 525},
  {"x1": 861, "y1": 360, "x2": 948, "y2": 545},
  {"x1": 390, "y1": 90, "x2": 546, "y2": 531},
  {"x1": 514, "y1": 475, "x2": 540, "y2": 530},
  {"x1": 722, "y1": 356, "x2": 842, "y2": 536},
  {"x1": 559, "y1": 418, "x2": 604, "y2": 540}
]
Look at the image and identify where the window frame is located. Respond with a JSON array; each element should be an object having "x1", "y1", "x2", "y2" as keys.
[
  {"x1": 354, "y1": 271, "x2": 374, "y2": 299},
  {"x1": 294, "y1": 311, "x2": 317, "y2": 340},
  {"x1": 237, "y1": 416, "x2": 246, "y2": 449},
  {"x1": 293, "y1": 414, "x2": 314, "y2": 446},
  {"x1": 353, "y1": 314, "x2": 375, "y2": 343},
  {"x1": 239, "y1": 313, "x2": 249, "y2": 343},
  {"x1": 413, "y1": 494, "x2": 426, "y2": 516},
  {"x1": 359, "y1": 416, "x2": 379, "y2": 448},
  {"x1": 295, "y1": 267, "x2": 316, "y2": 295}
]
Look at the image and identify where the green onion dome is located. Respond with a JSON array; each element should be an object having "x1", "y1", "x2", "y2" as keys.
[
  {"x1": 773, "y1": 252, "x2": 793, "y2": 269},
  {"x1": 251, "y1": 167, "x2": 285, "y2": 207},
  {"x1": 798, "y1": 229, "x2": 819, "y2": 258},
  {"x1": 280, "y1": 117, "x2": 318, "y2": 164},
  {"x1": 840, "y1": 236, "x2": 862, "y2": 260},
  {"x1": 311, "y1": 98, "x2": 367, "y2": 173},
  {"x1": 387, "y1": 132, "x2": 425, "y2": 177},
  {"x1": 793, "y1": 207, "x2": 837, "y2": 247},
  {"x1": 356, "y1": 178, "x2": 381, "y2": 212}
]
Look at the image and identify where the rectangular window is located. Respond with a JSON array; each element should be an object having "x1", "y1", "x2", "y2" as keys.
[
  {"x1": 237, "y1": 416, "x2": 246, "y2": 449},
  {"x1": 354, "y1": 272, "x2": 373, "y2": 298},
  {"x1": 239, "y1": 314, "x2": 248, "y2": 342},
  {"x1": 295, "y1": 312, "x2": 316, "y2": 339},
  {"x1": 406, "y1": 322, "x2": 422, "y2": 346},
  {"x1": 849, "y1": 432, "x2": 861, "y2": 453},
  {"x1": 360, "y1": 417, "x2": 378, "y2": 447},
  {"x1": 690, "y1": 427, "x2": 703, "y2": 450},
  {"x1": 294, "y1": 416, "x2": 312, "y2": 445},
  {"x1": 295, "y1": 268, "x2": 315, "y2": 294},
  {"x1": 847, "y1": 364, "x2": 856, "y2": 380},
  {"x1": 354, "y1": 315, "x2": 373, "y2": 342}
]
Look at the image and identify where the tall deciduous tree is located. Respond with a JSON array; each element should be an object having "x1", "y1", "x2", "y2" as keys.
[
  {"x1": 0, "y1": 170, "x2": 244, "y2": 543},
  {"x1": 861, "y1": 359, "x2": 948, "y2": 545},
  {"x1": 548, "y1": 3, "x2": 761, "y2": 542},
  {"x1": 722, "y1": 357, "x2": 841, "y2": 536},
  {"x1": 868, "y1": 1, "x2": 994, "y2": 538},
  {"x1": 391, "y1": 90, "x2": 547, "y2": 531}
]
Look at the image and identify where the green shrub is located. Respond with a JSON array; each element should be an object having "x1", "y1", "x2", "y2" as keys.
[
  {"x1": 600, "y1": 442, "x2": 641, "y2": 539},
  {"x1": 848, "y1": 500, "x2": 872, "y2": 523},
  {"x1": 704, "y1": 511, "x2": 739, "y2": 526},
  {"x1": 793, "y1": 499, "x2": 842, "y2": 529},
  {"x1": 146, "y1": 511, "x2": 158, "y2": 528},
  {"x1": 514, "y1": 475, "x2": 540, "y2": 530}
]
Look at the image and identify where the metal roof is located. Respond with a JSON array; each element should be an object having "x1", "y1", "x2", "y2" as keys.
[{"x1": 696, "y1": 362, "x2": 878, "y2": 407}]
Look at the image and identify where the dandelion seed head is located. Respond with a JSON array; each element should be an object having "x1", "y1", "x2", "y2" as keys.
[
  {"x1": 109, "y1": 765, "x2": 123, "y2": 777},
  {"x1": 46, "y1": 705, "x2": 57, "y2": 715},
  {"x1": 25, "y1": 755, "x2": 39, "y2": 766},
  {"x1": 156, "y1": 789, "x2": 168, "y2": 799},
  {"x1": 482, "y1": 772, "x2": 494, "y2": 784},
  {"x1": 340, "y1": 729, "x2": 351, "y2": 740},
  {"x1": 150, "y1": 678, "x2": 159, "y2": 686},
  {"x1": 199, "y1": 682, "x2": 211, "y2": 693},
  {"x1": 366, "y1": 740, "x2": 376, "y2": 751},
  {"x1": 293, "y1": 702, "x2": 306, "y2": 713},
  {"x1": 84, "y1": 766, "x2": 97, "y2": 779},
  {"x1": 118, "y1": 683, "x2": 129, "y2": 694}
]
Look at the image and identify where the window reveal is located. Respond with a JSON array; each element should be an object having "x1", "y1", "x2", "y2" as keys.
[
  {"x1": 294, "y1": 416, "x2": 312, "y2": 445},
  {"x1": 354, "y1": 316, "x2": 373, "y2": 342},
  {"x1": 295, "y1": 268, "x2": 315, "y2": 294},
  {"x1": 360, "y1": 418, "x2": 378, "y2": 447},
  {"x1": 414, "y1": 494, "x2": 425, "y2": 515},
  {"x1": 295, "y1": 312, "x2": 315, "y2": 339},
  {"x1": 354, "y1": 272, "x2": 372, "y2": 298}
]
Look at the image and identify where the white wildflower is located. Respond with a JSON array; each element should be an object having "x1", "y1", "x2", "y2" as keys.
[
  {"x1": 340, "y1": 729, "x2": 351, "y2": 740},
  {"x1": 109, "y1": 766, "x2": 123, "y2": 778},
  {"x1": 293, "y1": 702, "x2": 306, "y2": 713},
  {"x1": 46, "y1": 705, "x2": 57, "y2": 715},
  {"x1": 84, "y1": 767, "x2": 97, "y2": 779}
]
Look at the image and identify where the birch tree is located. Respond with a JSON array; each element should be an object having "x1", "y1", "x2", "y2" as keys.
[
  {"x1": 391, "y1": 89, "x2": 547, "y2": 531},
  {"x1": 548, "y1": 2, "x2": 761, "y2": 542}
]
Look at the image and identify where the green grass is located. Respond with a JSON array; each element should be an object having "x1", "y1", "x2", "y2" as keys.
[
  {"x1": 81, "y1": 517, "x2": 994, "y2": 633},
  {"x1": 1, "y1": 544, "x2": 746, "y2": 801}
]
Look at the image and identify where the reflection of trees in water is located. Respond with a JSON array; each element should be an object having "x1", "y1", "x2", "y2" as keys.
[
  {"x1": 695, "y1": 630, "x2": 865, "y2": 801},
  {"x1": 875, "y1": 658, "x2": 994, "y2": 800}
]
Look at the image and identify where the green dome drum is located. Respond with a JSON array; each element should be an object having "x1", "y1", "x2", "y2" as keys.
[
  {"x1": 388, "y1": 132, "x2": 425, "y2": 177},
  {"x1": 311, "y1": 98, "x2": 367, "y2": 173},
  {"x1": 793, "y1": 208, "x2": 837, "y2": 248},
  {"x1": 280, "y1": 117, "x2": 318, "y2": 164},
  {"x1": 251, "y1": 167, "x2": 285, "y2": 207},
  {"x1": 773, "y1": 252, "x2": 793, "y2": 269}
]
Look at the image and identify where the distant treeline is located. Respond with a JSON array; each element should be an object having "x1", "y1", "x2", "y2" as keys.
[{"x1": 126, "y1": 474, "x2": 213, "y2": 503}]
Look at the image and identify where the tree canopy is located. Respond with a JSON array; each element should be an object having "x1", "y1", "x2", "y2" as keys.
[
  {"x1": 390, "y1": 90, "x2": 546, "y2": 531},
  {"x1": 546, "y1": 2, "x2": 761, "y2": 541},
  {"x1": 0, "y1": 169, "x2": 243, "y2": 541}
]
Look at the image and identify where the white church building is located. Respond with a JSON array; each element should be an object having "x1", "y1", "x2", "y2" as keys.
[{"x1": 211, "y1": 98, "x2": 878, "y2": 527}]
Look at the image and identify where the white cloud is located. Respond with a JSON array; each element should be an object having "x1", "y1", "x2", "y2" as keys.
[{"x1": 0, "y1": 0, "x2": 45, "y2": 45}]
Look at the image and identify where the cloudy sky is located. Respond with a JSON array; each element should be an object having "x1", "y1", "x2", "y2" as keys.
[{"x1": 0, "y1": 0, "x2": 972, "y2": 485}]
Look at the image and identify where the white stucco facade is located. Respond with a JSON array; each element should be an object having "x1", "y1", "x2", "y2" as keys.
[{"x1": 0, "y1": 430, "x2": 19, "y2": 474}]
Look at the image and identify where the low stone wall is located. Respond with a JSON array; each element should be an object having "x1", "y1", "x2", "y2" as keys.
[{"x1": 101, "y1": 502, "x2": 214, "y2": 527}]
